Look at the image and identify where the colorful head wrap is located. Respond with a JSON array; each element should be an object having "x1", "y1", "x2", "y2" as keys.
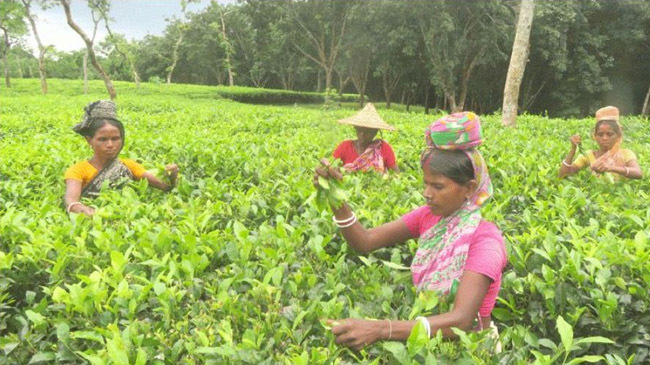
[
  {"x1": 73, "y1": 100, "x2": 121, "y2": 136},
  {"x1": 595, "y1": 106, "x2": 619, "y2": 122},
  {"x1": 422, "y1": 112, "x2": 492, "y2": 206},
  {"x1": 425, "y1": 111, "x2": 482, "y2": 150}
]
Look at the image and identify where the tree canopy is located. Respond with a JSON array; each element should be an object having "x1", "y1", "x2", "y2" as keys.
[{"x1": 3, "y1": 0, "x2": 650, "y2": 117}]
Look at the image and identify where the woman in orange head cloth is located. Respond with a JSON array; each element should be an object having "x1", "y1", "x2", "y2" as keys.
[{"x1": 559, "y1": 106, "x2": 642, "y2": 181}]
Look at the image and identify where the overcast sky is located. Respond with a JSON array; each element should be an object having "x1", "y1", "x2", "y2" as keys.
[{"x1": 26, "y1": 0, "x2": 234, "y2": 54}]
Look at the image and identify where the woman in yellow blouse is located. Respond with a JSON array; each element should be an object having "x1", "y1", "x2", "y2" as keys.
[
  {"x1": 64, "y1": 100, "x2": 179, "y2": 215},
  {"x1": 559, "y1": 106, "x2": 642, "y2": 181}
]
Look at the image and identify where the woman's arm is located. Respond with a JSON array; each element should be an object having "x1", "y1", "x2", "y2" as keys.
[
  {"x1": 315, "y1": 160, "x2": 412, "y2": 253},
  {"x1": 558, "y1": 134, "x2": 583, "y2": 178},
  {"x1": 330, "y1": 270, "x2": 492, "y2": 350},
  {"x1": 142, "y1": 164, "x2": 179, "y2": 192},
  {"x1": 331, "y1": 202, "x2": 414, "y2": 254},
  {"x1": 64, "y1": 179, "x2": 95, "y2": 215},
  {"x1": 600, "y1": 159, "x2": 643, "y2": 179}
]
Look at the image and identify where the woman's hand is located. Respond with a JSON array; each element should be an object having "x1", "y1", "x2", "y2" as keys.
[
  {"x1": 165, "y1": 163, "x2": 179, "y2": 185},
  {"x1": 313, "y1": 158, "x2": 343, "y2": 188},
  {"x1": 328, "y1": 318, "x2": 382, "y2": 351},
  {"x1": 569, "y1": 134, "x2": 581, "y2": 149},
  {"x1": 69, "y1": 203, "x2": 95, "y2": 216},
  {"x1": 591, "y1": 159, "x2": 613, "y2": 173}
]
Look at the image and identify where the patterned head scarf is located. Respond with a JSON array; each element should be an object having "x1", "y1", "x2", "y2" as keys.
[
  {"x1": 72, "y1": 100, "x2": 122, "y2": 136},
  {"x1": 412, "y1": 112, "x2": 493, "y2": 298},
  {"x1": 425, "y1": 111, "x2": 483, "y2": 150},
  {"x1": 422, "y1": 112, "x2": 492, "y2": 206}
]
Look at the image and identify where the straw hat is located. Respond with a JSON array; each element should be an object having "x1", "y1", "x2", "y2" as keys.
[
  {"x1": 337, "y1": 103, "x2": 395, "y2": 131},
  {"x1": 595, "y1": 106, "x2": 619, "y2": 122}
]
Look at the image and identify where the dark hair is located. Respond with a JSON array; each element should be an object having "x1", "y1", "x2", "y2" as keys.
[
  {"x1": 83, "y1": 118, "x2": 125, "y2": 139},
  {"x1": 594, "y1": 120, "x2": 621, "y2": 136},
  {"x1": 421, "y1": 149, "x2": 474, "y2": 185}
]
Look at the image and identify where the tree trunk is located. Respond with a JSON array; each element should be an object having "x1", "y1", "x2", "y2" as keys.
[
  {"x1": 22, "y1": 0, "x2": 48, "y2": 93},
  {"x1": 83, "y1": 52, "x2": 88, "y2": 94},
  {"x1": 324, "y1": 66, "x2": 333, "y2": 91},
  {"x1": 383, "y1": 74, "x2": 392, "y2": 109},
  {"x1": 502, "y1": 0, "x2": 535, "y2": 127},
  {"x1": 219, "y1": 9, "x2": 234, "y2": 86},
  {"x1": 2, "y1": 29, "x2": 11, "y2": 88},
  {"x1": 103, "y1": 19, "x2": 141, "y2": 88},
  {"x1": 15, "y1": 54, "x2": 22, "y2": 78},
  {"x1": 131, "y1": 60, "x2": 141, "y2": 88},
  {"x1": 316, "y1": 69, "x2": 322, "y2": 92},
  {"x1": 424, "y1": 83, "x2": 430, "y2": 114},
  {"x1": 642, "y1": 83, "x2": 650, "y2": 116},
  {"x1": 446, "y1": 92, "x2": 459, "y2": 113},
  {"x1": 61, "y1": 0, "x2": 116, "y2": 100},
  {"x1": 167, "y1": 28, "x2": 184, "y2": 85}
]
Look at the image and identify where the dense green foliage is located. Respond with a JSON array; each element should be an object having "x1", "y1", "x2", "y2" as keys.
[
  {"x1": 213, "y1": 86, "x2": 359, "y2": 105},
  {"x1": 1, "y1": 79, "x2": 649, "y2": 363},
  {"x1": 3, "y1": 0, "x2": 650, "y2": 117}
]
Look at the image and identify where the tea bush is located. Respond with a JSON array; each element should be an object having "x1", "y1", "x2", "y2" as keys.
[{"x1": 0, "y1": 79, "x2": 648, "y2": 364}]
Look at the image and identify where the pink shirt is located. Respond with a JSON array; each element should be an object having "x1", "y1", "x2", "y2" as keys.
[
  {"x1": 332, "y1": 140, "x2": 397, "y2": 169},
  {"x1": 402, "y1": 206, "x2": 507, "y2": 317}
]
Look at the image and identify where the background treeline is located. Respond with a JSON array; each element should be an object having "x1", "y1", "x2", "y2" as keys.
[{"x1": 2, "y1": 0, "x2": 649, "y2": 117}]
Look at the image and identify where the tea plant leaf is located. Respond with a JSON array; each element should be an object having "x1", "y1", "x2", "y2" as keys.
[{"x1": 556, "y1": 315, "x2": 573, "y2": 353}]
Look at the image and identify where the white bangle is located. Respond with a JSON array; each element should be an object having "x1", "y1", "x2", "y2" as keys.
[
  {"x1": 333, "y1": 212, "x2": 356, "y2": 226},
  {"x1": 415, "y1": 316, "x2": 431, "y2": 338},
  {"x1": 66, "y1": 202, "x2": 83, "y2": 213},
  {"x1": 387, "y1": 319, "x2": 393, "y2": 341},
  {"x1": 336, "y1": 214, "x2": 357, "y2": 228},
  {"x1": 624, "y1": 166, "x2": 630, "y2": 176},
  {"x1": 562, "y1": 160, "x2": 573, "y2": 168}
]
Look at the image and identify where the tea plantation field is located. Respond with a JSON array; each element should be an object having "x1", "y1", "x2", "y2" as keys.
[{"x1": 1, "y1": 79, "x2": 649, "y2": 364}]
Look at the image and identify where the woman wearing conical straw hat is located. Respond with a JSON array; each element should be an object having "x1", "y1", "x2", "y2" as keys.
[
  {"x1": 333, "y1": 103, "x2": 399, "y2": 173},
  {"x1": 559, "y1": 106, "x2": 642, "y2": 181}
]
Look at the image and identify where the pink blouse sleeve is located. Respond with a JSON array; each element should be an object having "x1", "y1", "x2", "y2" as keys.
[
  {"x1": 401, "y1": 206, "x2": 430, "y2": 238},
  {"x1": 464, "y1": 222, "x2": 506, "y2": 282}
]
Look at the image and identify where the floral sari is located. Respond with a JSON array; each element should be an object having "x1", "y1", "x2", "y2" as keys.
[{"x1": 343, "y1": 140, "x2": 385, "y2": 173}]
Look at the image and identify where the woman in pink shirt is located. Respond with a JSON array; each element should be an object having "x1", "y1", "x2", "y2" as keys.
[{"x1": 315, "y1": 112, "x2": 506, "y2": 350}]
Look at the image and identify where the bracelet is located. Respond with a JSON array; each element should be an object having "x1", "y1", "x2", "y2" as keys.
[
  {"x1": 334, "y1": 213, "x2": 357, "y2": 228},
  {"x1": 66, "y1": 202, "x2": 83, "y2": 213},
  {"x1": 333, "y1": 213, "x2": 355, "y2": 224},
  {"x1": 336, "y1": 214, "x2": 358, "y2": 228},
  {"x1": 387, "y1": 319, "x2": 393, "y2": 341},
  {"x1": 624, "y1": 166, "x2": 630, "y2": 176},
  {"x1": 415, "y1": 316, "x2": 431, "y2": 338},
  {"x1": 562, "y1": 160, "x2": 573, "y2": 168}
]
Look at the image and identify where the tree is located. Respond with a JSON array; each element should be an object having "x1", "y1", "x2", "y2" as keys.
[
  {"x1": 241, "y1": 0, "x2": 308, "y2": 90},
  {"x1": 0, "y1": 0, "x2": 27, "y2": 87},
  {"x1": 60, "y1": 0, "x2": 116, "y2": 99},
  {"x1": 214, "y1": 5, "x2": 234, "y2": 86},
  {"x1": 99, "y1": 12, "x2": 141, "y2": 87},
  {"x1": 372, "y1": 1, "x2": 420, "y2": 108},
  {"x1": 165, "y1": 18, "x2": 186, "y2": 85},
  {"x1": 416, "y1": 0, "x2": 511, "y2": 112},
  {"x1": 21, "y1": 0, "x2": 52, "y2": 94},
  {"x1": 82, "y1": 3, "x2": 101, "y2": 94},
  {"x1": 502, "y1": 0, "x2": 535, "y2": 127},
  {"x1": 340, "y1": 2, "x2": 375, "y2": 107},
  {"x1": 287, "y1": 0, "x2": 354, "y2": 92}
]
